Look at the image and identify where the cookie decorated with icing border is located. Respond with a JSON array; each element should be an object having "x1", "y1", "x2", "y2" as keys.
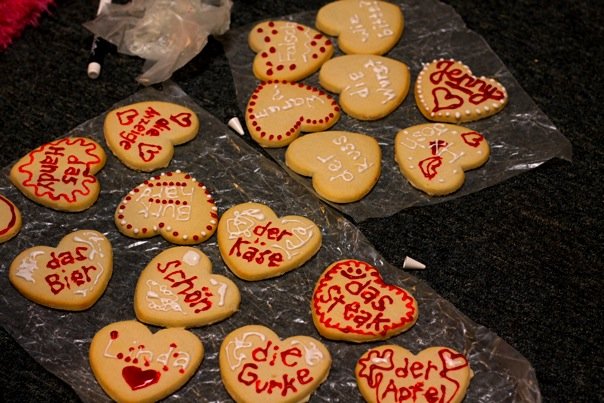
[
  {"x1": 219, "y1": 324, "x2": 332, "y2": 403},
  {"x1": 9, "y1": 229, "x2": 112, "y2": 311},
  {"x1": 115, "y1": 170, "x2": 218, "y2": 245},
  {"x1": 355, "y1": 345, "x2": 473, "y2": 403},
  {"x1": 245, "y1": 80, "x2": 341, "y2": 148},
  {"x1": 394, "y1": 123, "x2": 490, "y2": 196},
  {"x1": 217, "y1": 202, "x2": 322, "y2": 281},
  {"x1": 316, "y1": 0, "x2": 404, "y2": 55},
  {"x1": 10, "y1": 137, "x2": 106, "y2": 212},
  {"x1": 285, "y1": 131, "x2": 381, "y2": 203},
  {"x1": 134, "y1": 246, "x2": 240, "y2": 328},
  {"x1": 248, "y1": 20, "x2": 334, "y2": 82},
  {"x1": 311, "y1": 259, "x2": 418, "y2": 342},
  {"x1": 415, "y1": 58, "x2": 508, "y2": 123},
  {"x1": 89, "y1": 320, "x2": 203, "y2": 403},
  {"x1": 319, "y1": 54, "x2": 410, "y2": 120},
  {"x1": 104, "y1": 101, "x2": 199, "y2": 172},
  {"x1": 0, "y1": 193, "x2": 21, "y2": 243}
]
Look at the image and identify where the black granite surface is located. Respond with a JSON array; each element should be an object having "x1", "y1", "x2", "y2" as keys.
[{"x1": 0, "y1": 0, "x2": 602, "y2": 401}]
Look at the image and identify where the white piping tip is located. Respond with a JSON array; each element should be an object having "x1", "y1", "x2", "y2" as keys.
[
  {"x1": 228, "y1": 116, "x2": 244, "y2": 135},
  {"x1": 403, "y1": 256, "x2": 426, "y2": 270}
]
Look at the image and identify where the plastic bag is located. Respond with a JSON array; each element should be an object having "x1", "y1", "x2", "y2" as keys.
[{"x1": 84, "y1": 0, "x2": 233, "y2": 85}]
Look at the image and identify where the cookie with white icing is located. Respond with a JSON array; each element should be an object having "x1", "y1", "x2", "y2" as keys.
[
  {"x1": 316, "y1": 0, "x2": 404, "y2": 55},
  {"x1": 104, "y1": 101, "x2": 199, "y2": 172},
  {"x1": 319, "y1": 54, "x2": 410, "y2": 120},
  {"x1": 217, "y1": 202, "x2": 321, "y2": 281},
  {"x1": 89, "y1": 320, "x2": 203, "y2": 403},
  {"x1": 9, "y1": 229, "x2": 112, "y2": 310},
  {"x1": 219, "y1": 324, "x2": 331, "y2": 403},
  {"x1": 394, "y1": 123, "x2": 490, "y2": 196},
  {"x1": 134, "y1": 246, "x2": 240, "y2": 328},
  {"x1": 356, "y1": 345, "x2": 473, "y2": 403},
  {"x1": 249, "y1": 20, "x2": 334, "y2": 82},
  {"x1": 285, "y1": 131, "x2": 381, "y2": 203},
  {"x1": 415, "y1": 58, "x2": 508, "y2": 123},
  {"x1": 115, "y1": 170, "x2": 218, "y2": 244}
]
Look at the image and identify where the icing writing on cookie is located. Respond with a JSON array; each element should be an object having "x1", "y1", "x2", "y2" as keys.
[
  {"x1": 312, "y1": 259, "x2": 418, "y2": 341},
  {"x1": 347, "y1": 59, "x2": 398, "y2": 103},
  {"x1": 10, "y1": 137, "x2": 106, "y2": 210},
  {"x1": 349, "y1": 1, "x2": 396, "y2": 42},
  {"x1": 356, "y1": 346, "x2": 472, "y2": 403},
  {"x1": 316, "y1": 134, "x2": 375, "y2": 182},
  {"x1": 415, "y1": 59, "x2": 508, "y2": 123},
  {"x1": 220, "y1": 325, "x2": 331, "y2": 402}
]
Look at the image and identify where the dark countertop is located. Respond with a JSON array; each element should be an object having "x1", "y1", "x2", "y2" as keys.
[{"x1": 0, "y1": 0, "x2": 601, "y2": 401}]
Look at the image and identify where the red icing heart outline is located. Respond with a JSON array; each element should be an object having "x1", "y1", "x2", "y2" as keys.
[
  {"x1": 245, "y1": 80, "x2": 340, "y2": 147},
  {"x1": 138, "y1": 143, "x2": 162, "y2": 162},
  {"x1": 432, "y1": 87, "x2": 463, "y2": 113},
  {"x1": 312, "y1": 259, "x2": 418, "y2": 342},
  {"x1": 461, "y1": 131, "x2": 485, "y2": 147}
]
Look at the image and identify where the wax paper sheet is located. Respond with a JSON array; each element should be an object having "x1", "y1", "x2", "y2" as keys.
[
  {"x1": 221, "y1": 0, "x2": 572, "y2": 222},
  {"x1": 0, "y1": 82, "x2": 540, "y2": 402}
]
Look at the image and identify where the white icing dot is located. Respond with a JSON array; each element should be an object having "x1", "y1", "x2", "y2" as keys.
[
  {"x1": 176, "y1": 169, "x2": 182, "y2": 173},
  {"x1": 183, "y1": 250, "x2": 200, "y2": 265},
  {"x1": 465, "y1": 109, "x2": 471, "y2": 115},
  {"x1": 166, "y1": 226, "x2": 172, "y2": 231},
  {"x1": 455, "y1": 112, "x2": 461, "y2": 119},
  {"x1": 182, "y1": 235, "x2": 188, "y2": 240},
  {"x1": 201, "y1": 231, "x2": 207, "y2": 236},
  {"x1": 134, "y1": 228, "x2": 139, "y2": 234},
  {"x1": 211, "y1": 206, "x2": 218, "y2": 211},
  {"x1": 210, "y1": 219, "x2": 217, "y2": 225},
  {"x1": 121, "y1": 220, "x2": 126, "y2": 225}
]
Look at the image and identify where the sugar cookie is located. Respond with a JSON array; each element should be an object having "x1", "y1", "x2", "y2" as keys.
[
  {"x1": 219, "y1": 324, "x2": 331, "y2": 403},
  {"x1": 89, "y1": 320, "x2": 203, "y2": 403},
  {"x1": 311, "y1": 259, "x2": 418, "y2": 342},
  {"x1": 217, "y1": 202, "x2": 321, "y2": 281},
  {"x1": 245, "y1": 80, "x2": 340, "y2": 148},
  {"x1": 9, "y1": 230, "x2": 112, "y2": 311},
  {"x1": 115, "y1": 170, "x2": 218, "y2": 245},
  {"x1": 104, "y1": 101, "x2": 199, "y2": 172},
  {"x1": 394, "y1": 123, "x2": 490, "y2": 196},
  {"x1": 356, "y1": 345, "x2": 473, "y2": 403},
  {"x1": 319, "y1": 54, "x2": 410, "y2": 120},
  {"x1": 9, "y1": 137, "x2": 106, "y2": 212},
  {"x1": 0, "y1": 193, "x2": 21, "y2": 243},
  {"x1": 285, "y1": 131, "x2": 381, "y2": 203},
  {"x1": 415, "y1": 58, "x2": 509, "y2": 123},
  {"x1": 316, "y1": 0, "x2": 404, "y2": 55},
  {"x1": 248, "y1": 20, "x2": 334, "y2": 82},
  {"x1": 134, "y1": 246, "x2": 240, "y2": 328}
]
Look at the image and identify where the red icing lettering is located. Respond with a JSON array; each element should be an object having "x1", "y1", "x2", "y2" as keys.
[
  {"x1": 228, "y1": 237, "x2": 284, "y2": 268},
  {"x1": 159, "y1": 261, "x2": 214, "y2": 314}
]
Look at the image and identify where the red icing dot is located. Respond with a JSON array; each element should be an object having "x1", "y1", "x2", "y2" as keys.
[
  {"x1": 290, "y1": 64, "x2": 296, "y2": 70},
  {"x1": 268, "y1": 21, "x2": 275, "y2": 27},
  {"x1": 264, "y1": 36, "x2": 271, "y2": 43},
  {"x1": 256, "y1": 27, "x2": 263, "y2": 33},
  {"x1": 110, "y1": 331, "x2": 119, "y2": 340}
]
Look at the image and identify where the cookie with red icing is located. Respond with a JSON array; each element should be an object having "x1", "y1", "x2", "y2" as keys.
[
  {"x1": 245, "y1": 80, "x2": 340, "y2": 148},
  {"x1": 104, "y1": 101, "x2": 199, "y2": 172},
  {"x1": 219, "y1": 324, "x2": 332, "y2": 403},
  {"x1": 134, "y1": 246, "x2": 240, "y2": 328},
  {"x1": 9, "y1": 229, "x2": 112, "y2": 311},
  {"x1": 248, "y1": 20, "x2": 334, "y2": 82},
  {"x1": 311, "y1": 259, "x2": 418, "y2": 342},
  {"x1": 89, "y1": 320, "x2": 203, "y2": 403},
  {"x1": 10, "y1": 137, "x2": 106, "y2": 212},
  {"x1": 316, "y1": 0, "x2": 404, "y2": 55},
  {"x1": 114, "y1": 170, "x2": 218, "y2": 245},
  {"x1": 356, "y1": 345, "x2": 473, "y2": 403},
  {"x1": 415, "y1": 58, "x2": 508, "y2": 123},
  {"x1": 394, "y1": 123, "x2": 490, "y2": 196},
  {"x1": 0, "y1": 193, "x2": 21, "y2": 243}
]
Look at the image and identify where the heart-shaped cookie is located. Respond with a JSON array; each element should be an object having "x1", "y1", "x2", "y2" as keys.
[
  {"x1": 285, "y1": 131, "x2": 381, "y2": 203},
  {"x1": 319, "y1": 55, "x2": 410, "y2": 120},
  {"x1": 248, "y1": 20, "x2": 334, "y2": 82},
  {"x1": 115, "y1": 170, "x2": 218, "y2": 245},
  {"x1": 415, "y1": 58, "x2": 509, "y2": 123},
  {"x1": 394, "y1": 123, "x2": 490, "y2": 196},
  {"x1": 89, "y1": 320, "x2": 203, "y2": 403},
  {"x1": 245, "y1": 80, "x2": 341, "y2": 148},
  {"x1": 217, "y1": 202, "x2": 321, "y2": 281},
  {"x1": 219, "y1": 325, "x2": 331, "y2": 403},
  {"x1": 311, "y1": 259, "x2": 418, "y2": 342},
  {"x1": 316, "y1": 0, "x2": 404, "y2": 55},
  {"x1": 134, "y1": 246, "x2": 240, "y2": 328},
  {"x1": 356, "y1": 345, "x2": 473, "y2": 403},
  {"x1": 9, "y1": 230, "x2": 112, "y2": 310},
  {"x1": 0, "y1": 193, "x2": 21, "y2": 243},
  {"x1": 10, "y1": 137, "x2": 106, "y2": 212},
  {"x1": 104, "y1": 101, "x2": 199, "y2": 172}
]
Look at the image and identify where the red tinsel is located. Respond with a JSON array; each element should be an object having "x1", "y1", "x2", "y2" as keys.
[{"x1": 0, "y1": 0, "x2": 55, "y2": 51}]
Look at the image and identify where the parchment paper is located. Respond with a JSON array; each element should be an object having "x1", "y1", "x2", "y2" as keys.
[
  {"x1": 222, "y1": 0, "x2": 572, "y2": 222},
  {"x1": 0, "y1": 82, "x2": 540, "y2": 402}
]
